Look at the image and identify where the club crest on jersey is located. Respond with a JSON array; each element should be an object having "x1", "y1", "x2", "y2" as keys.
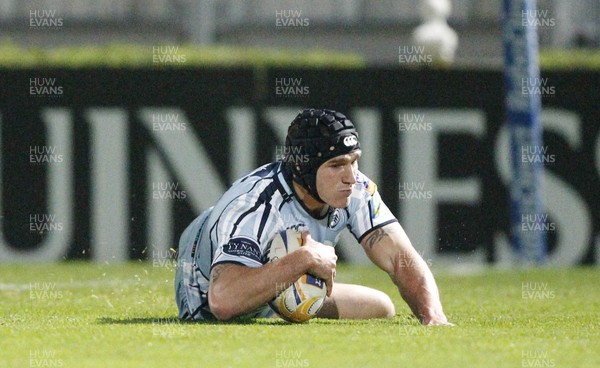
[
  {"x1": 328, "y1": 210, "x2": 340, "y2": 229},
  {"x1": 343, "y1": 135, "x2": 358, "y2": 147}
]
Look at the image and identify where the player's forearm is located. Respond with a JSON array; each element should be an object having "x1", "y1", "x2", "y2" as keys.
[
  {"x1": 208, "y1": 249, "x2": 312, "y2": 321},
  {"x1": 389, "y1": 252, "x2": 448, "y2": 325}
]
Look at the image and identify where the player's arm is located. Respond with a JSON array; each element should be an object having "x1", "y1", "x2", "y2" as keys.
[
  {"x1": 360, "y1": 222, "x2": 452, "y2": 326},
  {"x1": 208, "y1": 232, "x2": 336, "y2": 321}
]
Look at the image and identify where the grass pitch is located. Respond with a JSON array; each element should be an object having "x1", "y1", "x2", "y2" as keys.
[{"x1": 1, "y1": 262, "x2": 598, "y2": 368}]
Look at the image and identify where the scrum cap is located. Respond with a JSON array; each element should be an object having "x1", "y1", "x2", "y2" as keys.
[{"x1": 283, "y1": 108, "x2": 360, "y2": 203}]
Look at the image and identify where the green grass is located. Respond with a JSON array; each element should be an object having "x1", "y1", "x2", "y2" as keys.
[
  {"x1": 0, "y1": 41, "x2": 365, "y2": 68},
  {"x1": 1, "y1": 263, "x2": 598, "y2": 367}
]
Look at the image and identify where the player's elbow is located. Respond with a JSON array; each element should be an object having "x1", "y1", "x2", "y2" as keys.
[
  {"x1": 211, "y1": 304, "x2": 236, "y2": 321},
  {"x1": 208, "y1": 293, "x2": 236, "y2": 321},
  {"x1": 209, "y1": 288, "x2": 238, "y2": 321}
]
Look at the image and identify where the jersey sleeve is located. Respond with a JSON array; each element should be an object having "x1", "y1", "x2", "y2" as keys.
[
  {"x1": 211, "y1": 187, "x2": 280, "y2": 270},
  {"x1": 347, "y1": 171, "x2": 398, "y2": 243}
]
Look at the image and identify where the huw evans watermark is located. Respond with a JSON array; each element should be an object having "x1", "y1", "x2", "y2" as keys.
[
  {"x1": 151, "y1": 249, "x2": 179, "y2": 268},
  {"x1": 151, "y1": 318, "x2": 187, "y2": 337},
  {"x1": 29, "y1": 146, "x2": 63, "y2": 165},
  {"x1": 29, "y1": 214, "x2": 63, "y2": 233},
  {"x1": 398, "y1": 113, "x2": 432, "y2": 132},
  {"x1": 29, "y1": 349, "x2": 64, "y2": 367},
  {"x1": 521, "y1": 145, "x2": 555, "y2": 165},
  {"x1": 275, "y1": 281, "x2": 294, "y2": 297},
  {"x1": 152, "y1": 182, "x2": 187, "y2": 200},
  {"x1": 397, "y1": 250, "x2": 433, "y2": 268},
  {"x1": 151, "y1": 112, "x2": 187, "y2": 131},
  {"x1": 399, "y1": 46, "x2": 432, "y2": 64},
  {"x1": 522, "y1": 9, "x2": 556, "y2": 28},
  {"x1": 521, "y1": 213, "x2": 556, "y2": 232},
  {"x1": 29, "y1": 78, "x2": 63, "y2": 97},
  {"x1": 275, "y1": 78, "x2": 309, "y2": 98},
  {"x1": 29, "y1": 10, "x2": 63, "y2": 29},
  {"x1": 398, "y1": 323, "x2": 433, "y2": 336},
  {"x1": 521, "y1": 282, "x2": 555, "y2": 300},
  {"x1": 275, "y1": 350, "x2": 309, "y2": 368},
  {"x1": 521, "y1": 77, "x2": 555, "y2": 96},
  {"x1": 399, "y1": 182, "x2": 433, "y2": 200},
  {"x1": 152, "y1": 46, "x2": 186, "y2": 64},
  {"x1": 30, "y1": 282, "x2": 63, "y2": 300},
  {"x1": 521, "y1": 349, "x2": 555, "y2": 367},
  {"x1": 275, "y1": 10, "x2": 309, "y2": 27},
  {"x1": 275, "y1": 145, "x2": 309, "y2": 163}
]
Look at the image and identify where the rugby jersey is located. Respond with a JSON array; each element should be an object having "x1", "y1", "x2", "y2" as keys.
[{"x1": 199, "y1": 161, "x2": 396, "y2": 274}]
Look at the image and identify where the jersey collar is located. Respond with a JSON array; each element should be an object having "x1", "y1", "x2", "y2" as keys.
[{"x1": 276, "y1": 162, "x2": 331, "y2": 220}]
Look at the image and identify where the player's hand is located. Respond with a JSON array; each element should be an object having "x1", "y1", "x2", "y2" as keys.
[
  {"x1": 421, "y1": 313, "x2": 455, "y2": 326},
  {"x1": 423, "y1": 319, "x2": 455, "y2": 326},
  {"x1": 301, "y1": 231, "x2": 337, "y2": 297}
]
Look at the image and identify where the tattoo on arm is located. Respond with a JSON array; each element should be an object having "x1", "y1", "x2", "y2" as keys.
[
  {"x1": 210, "y1": 264, "x2": 231, "y2": 284},
  {"x1": 364, "y1": 225, "x2": 399, "y2": 249},
  {"x1": 365, "y1": 228, "x2": 387, "y2": 249}
]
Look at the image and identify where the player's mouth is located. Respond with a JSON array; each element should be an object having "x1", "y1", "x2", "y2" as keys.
[{"x1": 339, "y1": 188, "x2": 353, "y2": 196}]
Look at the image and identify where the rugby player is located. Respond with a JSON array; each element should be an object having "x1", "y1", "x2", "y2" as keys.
[{"x1": 175, "y1": 108, "x2": 451, "y2": 325}]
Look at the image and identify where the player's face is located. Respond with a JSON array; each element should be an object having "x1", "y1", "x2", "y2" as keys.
[{"x1": 316, "y1": 151, "x2": 361, "y2": 208}]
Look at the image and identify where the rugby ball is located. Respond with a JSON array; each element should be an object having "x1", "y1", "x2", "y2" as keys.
[{"x1": 266, "y1": 229, "x2": 327, "y2": 323}]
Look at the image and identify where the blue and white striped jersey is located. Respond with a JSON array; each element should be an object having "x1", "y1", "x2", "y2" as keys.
[
  {"x1": 175, "y1": 161, "x2": 397, "y2": 320},
  {"x1": 203, "y1": 161, "x2": 395, "y2": 272}
]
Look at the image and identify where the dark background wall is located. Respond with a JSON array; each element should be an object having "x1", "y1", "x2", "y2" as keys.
[{"x1": 0, "y1": 68, "x2": 598, "y2": 265}]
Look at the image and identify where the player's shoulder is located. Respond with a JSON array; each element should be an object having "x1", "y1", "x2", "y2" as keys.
[
  {"x1": 219, "y1": 162, "x2": 285, "y2": 213},
  {"x1": 223, "y1": 162, "x2": 280, "y2": 197},
  {"x1": 234, "y1": 162, "x2": 280, "y2": 186}
]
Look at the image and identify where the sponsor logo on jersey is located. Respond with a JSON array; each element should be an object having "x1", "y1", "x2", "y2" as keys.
[
  {"x1": 285, "y1": 223, "x2": 306, "y2": 232},
  {"x1": 365, "y1": 179, "x2": 377, "y2": 196},
  {"x1": 356, "y1": 173, "x2": 378, "y2": 197},
  {"x1": 357, "y1": 176, "x2": 382, "y2": 219},
  {"x1": 222, "y1": 237, "x2": 261, "y2": 263}
]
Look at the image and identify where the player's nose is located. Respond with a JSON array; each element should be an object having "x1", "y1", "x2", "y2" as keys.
[{"x1": 343, "y1": 164, "x2": 356, "y2": 184}]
